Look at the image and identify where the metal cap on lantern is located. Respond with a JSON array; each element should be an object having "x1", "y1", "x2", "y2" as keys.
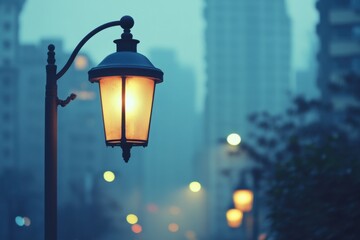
[{"x1": 88, "y1": 16, "x2": 163, "y2": 162}]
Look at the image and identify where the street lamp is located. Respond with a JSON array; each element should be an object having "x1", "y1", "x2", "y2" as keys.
[
  {"x1": 233, "y1": 189, "x2": 254, "y2": 212},
  {"x1": 226, "y1": 204, "x2": 243, "y2": 228},
  {"x1": 233, "y1": 176, "x2": 254, "y2": 212},
  {"x1": 45, "y1": 15, "x2": 163, "y2": 240}
]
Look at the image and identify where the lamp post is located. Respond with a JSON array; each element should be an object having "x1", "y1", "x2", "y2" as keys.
[
  {"x1": 222, "y1": 133, "x2": 262, "y2": 240},
  {"x1": 45, "y1": 15, "x2": 163, "y2": 240}
]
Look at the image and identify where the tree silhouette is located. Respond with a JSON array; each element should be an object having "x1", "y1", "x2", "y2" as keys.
[{"x1": 245, "y1": 74, "x2": 360, "y2": 240}]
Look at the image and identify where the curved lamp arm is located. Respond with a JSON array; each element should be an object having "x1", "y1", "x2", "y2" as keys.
[{"x1": 55, "y1": 20, "x2": 121, "y2": 80}]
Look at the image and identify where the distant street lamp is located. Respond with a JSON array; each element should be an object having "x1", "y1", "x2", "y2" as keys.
[
  {"x1": 45, "y1": 15, "x2": 163, "y2": 240},
  {"x1": 233, "y1": 189, "x2": 254, "y2": 212},
  {"x1": 227, "y1": 133, "x2": 241, "y2": 146},
  {"x1": 226, "y1": 204, "x2": 243, "y2": 228}
]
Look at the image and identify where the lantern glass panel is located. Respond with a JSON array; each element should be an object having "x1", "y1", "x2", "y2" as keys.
[
  {"x1": 125, "y1": 76, "x2": 155, "y2": 143},
  {"x1": 98, "y1": 76, "x2": 122, "y2": 144},
  {"x1": 98, "y1": 76, "x2": 156, "y2": 145}
]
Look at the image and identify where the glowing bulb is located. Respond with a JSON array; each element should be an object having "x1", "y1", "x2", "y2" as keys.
[
  {"x1": 126, "y1": 214, "x2": 138, "y2": 225},
  {"x1": 103, "y1": 171, "x2": 115, "y2": 182},
  {"x1": 189, "y1": 181, "x2": 202, "y2": 192},
  {"x1": 227, "y1": 133, "x2": 241, "y2": 146}
]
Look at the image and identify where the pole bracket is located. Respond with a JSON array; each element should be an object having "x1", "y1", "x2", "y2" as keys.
[{"x1": 57, "y1": 93, "x2": 77, "y2": 107}]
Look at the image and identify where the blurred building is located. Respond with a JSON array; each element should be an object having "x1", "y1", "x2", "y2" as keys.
[
  {"x1": 0, "y1": 0, "x2": 27, "y2": 238},
  {"x1": 0, "y1": 0, "x2": 24, "y2": 169},
  {"x1": 201, "y1": 0, "x2": 291, "y2": 239},
  {"x1": 294, "y1": 38, "x2": 319, "y2": 99},
  {"x1": 316, "y1": 0, "x2": 360, "y2": 101}
]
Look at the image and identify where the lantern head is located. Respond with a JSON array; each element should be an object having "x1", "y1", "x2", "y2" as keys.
[
  {"x1": 233, "y1": 189, "x2": 254, "y2": 212},
  {"x1": 88, "y1": 16, "x2": 163, "y2": 162},
  {"x1": 226, "y1": 203, "x2": 243, "y2": 228}
]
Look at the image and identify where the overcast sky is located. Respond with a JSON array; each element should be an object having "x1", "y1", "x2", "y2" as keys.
[{"x1": 20, "y1": 0, "x2": 318, "y2": 110}]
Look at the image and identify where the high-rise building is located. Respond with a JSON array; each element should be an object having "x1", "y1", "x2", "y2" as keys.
[
  {"x1": 201, "y1": 0, "x2": 291, "y2": 239},
  {"x1": 0, "y1": 0, "x2": 25, "y2": 169},
  {"x1": 316, "y1": 0, "x2": 360, "y2": 101}
]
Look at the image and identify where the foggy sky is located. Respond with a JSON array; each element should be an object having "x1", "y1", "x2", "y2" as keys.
[{"x1": 20, "y1": 0, "x2": 317, "y2": 111}]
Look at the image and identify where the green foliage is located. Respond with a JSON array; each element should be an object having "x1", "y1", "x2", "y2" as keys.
[{"x1": 246, "y1": 74, "x2": 360, "y2": 240}]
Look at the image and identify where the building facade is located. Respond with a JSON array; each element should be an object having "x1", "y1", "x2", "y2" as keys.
[
  {"x1": 316, "y1": 0, "x2": 360, "y2": 101},
  {"x1": 0, "y1": 0, "x2": 24, "y2": 168},
  {"x1": 201, "y1": 0, "x2": 291, "y2": 239}
]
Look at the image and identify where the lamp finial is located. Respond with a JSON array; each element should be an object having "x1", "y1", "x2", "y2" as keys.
[{"x1": 120, "y1": 15, "x2": 134, "y2": 39}]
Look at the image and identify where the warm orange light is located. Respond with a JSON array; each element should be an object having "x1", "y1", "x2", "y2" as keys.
[
  {"x1": 125, "y1": 76, "x2": 155, "y2": 142},
  {"x1": 233, "y1": 189, "x2": 253, "y2": 212},
  {"x1": 98, "y1": 76, "x2": 155, "y2": 145},
  {"x1": 147, "y1": 203, "x2": 159, "y2": 213},
  {"x1": 226, "y1": 208, "x2": 243, "y2": 228},
  {"x1": 75, "y1": 55, "x2": 88, "y2": 70},
  {"x1": 169, "y1": 206, "x2": 181, "y2": 215},
  {"x1": 131, "y1": 224, "x2": 142, "y2": 234},
  {"x1": 168, "y1": 223, "x2": 179, "y2": 232}
]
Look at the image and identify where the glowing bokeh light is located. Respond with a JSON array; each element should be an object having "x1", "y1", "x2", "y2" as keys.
[
  {"x1": 15, "y1": 216, "x2": 25, "y2": 227},
  {"x1": 147, "y1": 203, "x2": 158, "y2": 213},
  {"x1": 226, "y1": 208, "x2": 243, "y2": 228},
  {"x1": 189, "y1": 181, "x2": 202, "y2": 192},
  {"x1": 227, "y1": 133, "x2": 241, "y2": 146},
  {"x1": 169, "y1": 206, "x2": 181, "y2": 215},
  {"x1": 103, "y1": 171, "x2": 115, "y2": 182},
  {"x1": 23, "y1": 217, "x2": 31, "y2": 227},
  {"x1": 258, "y1": 233, "x2": 267, "y2": 240},
  {"x1": 132, "y1": 224, "x2": 142, "y2": 234},
  {"x1": 233, "y1": 189, "x2": 254, "y2": 212},
  {"x1": 185, "y1": 230, "x2": 196, "y2": 239},
  {"x1": 168, "y1": 223, "x2": 179, "y2": 232},
  {"x1": 126, "y1": 214, "x2": 138, "y2": 225},
  {"x1": 75, "y1": 55, "x2": 88, "y2": 70}
]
